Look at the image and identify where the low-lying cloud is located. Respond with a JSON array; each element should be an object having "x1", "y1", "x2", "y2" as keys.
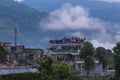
[
  {"x1": 40, "y1": 3, "x2": 119, "y2": 49},
  {"x1": 14, "y1": 0, "x2": 25, "y2": 3},
  {"x1": 95, "y1": 0, "x2": 120, "y2": 3},
  {"x1": 41, "y1": 3, "x2": 104, "y2": 30},
  {"x1": 91, "y1": 40, "x2": 115, "y2": 49}
]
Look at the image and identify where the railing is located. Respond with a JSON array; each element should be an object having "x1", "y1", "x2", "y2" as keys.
[
  {"x1": 49, "y1": 43, "x2": 83, "y2": 46},
  {"x1": 0, "y1": 68, "x2": 38, "y2": 75},
  {"x1": 50, "y1": 48, "x2": 79, "y2": 53}
]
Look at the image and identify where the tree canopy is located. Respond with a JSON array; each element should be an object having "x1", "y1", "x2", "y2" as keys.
[
  {"x1": 84, "y1": 56, "x2": 95, "y2": 80},
  {"x1": 80, "y1": 41, "x2": 95, "y2": 59},
  {"x1": 0, "y1": 44, "x2": 9, "y2": 62},
  {"x1": 96, "y1": 47, "x2": 107, "y2": 68},
  {"x1": 38, "y1": 56, "x2": 53, "y2": 75},
  {"x1": 113, "y1": 42, "x2": 120, "y2": 79},
  {"x1": 52, "y1": 62, "x2": 71, "y2": 80},
  {"x1": 38, "y1": 56, "x2": 83, "y2": 80},
  {"x1": 80, "y1": 41, "x2": 95, "y2": 80}
]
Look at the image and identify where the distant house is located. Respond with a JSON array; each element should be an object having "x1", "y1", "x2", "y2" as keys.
[
  {"x1": 0, "y1": 42, "x2": 43, "y2": 65},
  {"x1": 10, "y1": 45, "x2": 25, "y2": 63},
  {"x1": 0, "y1": 42, "x2": 24, "y2": 55},
  {"x1": 23, "y1": 48, "x2": 43, "y2": 64},
  {"x1": 24, "y1": 48, "x2": 43, "y2": 57},
  {"x1": 75, "y1": 60, "x2": 102, "y2": 75},
  {"x1": 0, "y1": 42, "x2": 11, "y2": 51},
  {"x1": 11, "y1": 45, "x2": 24, "y2": 54}
]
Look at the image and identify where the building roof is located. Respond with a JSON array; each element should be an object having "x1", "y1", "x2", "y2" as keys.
[
  {"x1": 24, "y1": 48, "x2": 43, "y2": 52},
  {"x1": 50, "y1": 51, "x2": 79, "y2": 55},
  {"x1": 76, "y1": 60, "x2": 99, "y2": 64}
]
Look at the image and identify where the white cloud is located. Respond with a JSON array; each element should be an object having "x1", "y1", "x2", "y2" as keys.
[
  {"x1": 41, "y1": 3, "x2": 104, "y2": 30},
  {"x1": 40, "y1": 3, "x2": 119, "y2": 49},
  {"x1": 69, "y1": 31, "x2": 115, "y2": 49},
  {"x1": 14, "y1": 0, "x2": 25, "y2": 3},
  {"x1": 115, "y1": 33, "x2": 120, "y2": 42},
  {"x1": 94, "y1": 0, "x2": 120, "y2": 3},
  {"x1": 91, "y1": 40, "x2": 115, "y2": 49},
  {"x1": 69, "y1": 32, "x2": 85, "y2": 37}
]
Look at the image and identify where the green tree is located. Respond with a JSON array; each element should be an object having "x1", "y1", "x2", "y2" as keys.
[
  {"x1": 38, "y1": 56, "x2": 53, "y2": 75},
  {"x1": 52, "y1": 61, "x2": 71, "y2": 80},
  {"x1": 65, "y1": 70, "x2": 83, "y2": 80},
  {"x1": 38, "y1": 57, "x2": 83, "y2": 80},
  {"x1": 84, "y1": 56, "x2": 95, "y2": 80},
  {"x1": 105, "y1": 49, "x2": 113, "y2": 56},
  {"x1": 53, "y1": 62, "x2": 83, "y2": 80},
  {"x1": 113, "y1": 42, "x2": 120, "y2": 80},
  {"x1": 105, "y1": 49, "x2": 114, "y2": 69},
  {"x1": 65, "y1": 73, "x2": 83, "y2": 80},
  {"x1": 80, "y1": 41, "x2": 95, "y2": 59},
  {"x1": 0, "y1": 44, "x2": 9, "y2": 63},
  {"x1": 96, "y1": 47, "x2": 110, "y2": 69},
  {"x1": 96, "y1": 47, "x2": 106, "y2": 64}
]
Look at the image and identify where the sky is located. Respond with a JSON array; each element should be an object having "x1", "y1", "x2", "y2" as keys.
[
  {"x1": 11, "y1": 0, "x2": 120, "y2": 49},
  {"x1": 14, "y1": 0, "x2": 120, "y2": 3},
  {"x1": 14, "y1": 0, "x2": 24, "y2": 3},
  {"x1": 96, "y1": 0, "x2": 120, "y2": 3}
]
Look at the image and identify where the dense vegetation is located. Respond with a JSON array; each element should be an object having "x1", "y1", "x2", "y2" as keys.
[
  {"x1": 0, "y1": 56, "x2": 83, "y2": 80},
  {"x1": 0, "y1": 73, "x2": 42, "y2": 80},
  {"x1": 113, "y1": 42, "x2": 120, "y2": 80},
  {"x1": 0, "y1": 44, "x2": 9, "y2": 63},
  {"x1": 80, "y1": 41, "x2": 95, "y2": 80},
  {"x1": 38, "y1": 56, "x2": 83, "y2": 80}
]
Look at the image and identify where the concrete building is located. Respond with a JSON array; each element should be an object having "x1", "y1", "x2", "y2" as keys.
[
  {"x1": 23, "y1": 48, "x2": 43, "y2": 65},
  {"x1": 48, "y1": 37, "x2": 103, "y2": 75},
  {"x1": 48, "y1": 37, "x2": 85, "y2": 68}
]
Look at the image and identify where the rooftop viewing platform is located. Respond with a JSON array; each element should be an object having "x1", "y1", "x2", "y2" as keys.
[
  {"x1": 48, "y1": 37, "x2": 84, "y2": 55},
  {"x1": 49, "y1": 37, "x2": 86, "y2": 45}
]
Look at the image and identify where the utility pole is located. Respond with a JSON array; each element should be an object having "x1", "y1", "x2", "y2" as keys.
[
  {"x1": 14, "y1": 28, "x2": 18, "y2": 46},
  {"x1": 10, "y1": 28, "x2": 18, "y2": 67}
]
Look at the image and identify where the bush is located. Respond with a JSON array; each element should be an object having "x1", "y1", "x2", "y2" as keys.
[{"x1": 0, "y1": 72, "x2": 50, "y2": 80}]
